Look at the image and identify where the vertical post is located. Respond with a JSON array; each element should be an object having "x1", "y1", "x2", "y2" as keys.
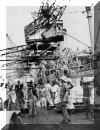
[{"x1": 85, "y1": 6, "x2": 94, "y2": 52}]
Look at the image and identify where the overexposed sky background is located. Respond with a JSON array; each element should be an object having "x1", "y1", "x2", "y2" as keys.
[
  {"x1": 7, "y1": 6, "x2": 91, "y2": 50},
  {"x1": 0, "y1": 0, "x2": 99, "y2": 50}
]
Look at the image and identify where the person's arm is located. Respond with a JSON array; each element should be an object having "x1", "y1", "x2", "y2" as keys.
[
  {"x1": 70, "y1": 84, "x2": 74, "y2": 89},
  {"x1": 15, "y1": 85, "x2": 17, "y2": 91},
  {"x1": 67, "y1": 82, "x2": 74, "y2": 89}
]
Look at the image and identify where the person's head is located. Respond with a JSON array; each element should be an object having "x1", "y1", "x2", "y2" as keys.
[
  {"x1": 60, "y1": 76, "x2": 73, "y2": 89},
  {"x1": 60, "y1": 79, "x2": 67, "y2": 87},
  {"x1": 10, "y1": 112, "x2": 18, "y2": 123},
  {"x1": 30, "y1": 80, "x2": 33, "y2": 84},
  {"x1": 64, "y1": 70, "x2": 68, "y2": 76},
  {"x1": 60, "y1": 76, "x2": 67, "y2": 85},
  {"x1": 17, "y1": 80, "x2": 20, "y2": 85},
  {"x1": 64, "y1": 70, "x2": 70, "y2": 77},
  {"x1": 8, "y1": 112, "x2": 23, "y2": 130}
]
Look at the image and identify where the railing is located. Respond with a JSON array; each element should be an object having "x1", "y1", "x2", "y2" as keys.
[{"x1": 68, "y1": 62, "x2": 95, "y2": 77}]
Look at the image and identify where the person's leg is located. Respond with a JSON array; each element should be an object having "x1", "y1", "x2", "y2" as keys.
[
  {"x1": 34, "y1": 96, "x2": 38, "y2": 115},
  {"x1": 47, "y1": 96, "x2": 53, "y2": 107},
  {"x1": 85, "y1": 99, "x2": 90, "y2": 119},
  {"x1": 44, "y1": 98, "x2": 47, "y2": 108},
  {"x1": 68, "y1": 109, "x2": 72, "y2": 117},
  {"x1": 31, "y1": 99, "x2": 35, "y2": 116},
  {"x1": 89, "y1": 104, "x2": 94, "y2": 120},
  {"x1": 43, "y1": 98, "x2": 46, "y2": 109},
  {"x1": 62, "y1": 106, "x2": 70, "y2": 123},
  {"x1": 8, "y1": 96, "x2": 12, "y2": 110},
  {"x1": 8, "y1": 100, "x2": 11, "y2": 110},
  {"x1": 15, "y1": 97, "x2": 19, "y2": 110},
  {"x1": 18, "y1": 99, "x2": 22, "y2": 110},
  {"x1": 42, "y1": 98, "x2": 44, "y2": 108},
  {"x1": 40, "y1": 98, "x2": 42, "y2": 109}
]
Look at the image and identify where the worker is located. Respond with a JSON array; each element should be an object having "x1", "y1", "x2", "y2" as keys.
[
  {"x1": 51, "y1": 80, "x2": 61, "y2": 105},
  {"x1": 31, "y1": 82, "x2": 38, "y2": 116},
  {"x1": 60, "y1": 75, "x2": 74, "y2": 124},
  {"x1": 44, "y1": 80, "x2": 54, "y2": 108}
]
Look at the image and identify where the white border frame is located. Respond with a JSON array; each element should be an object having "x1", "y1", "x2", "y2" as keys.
[{"x1": 0, "y1": 0, "x2": 99, "y2": 129}]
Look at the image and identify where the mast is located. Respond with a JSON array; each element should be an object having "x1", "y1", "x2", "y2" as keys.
[{"x1": 85, "y1": 6, "x2": 94, "y2": 53}]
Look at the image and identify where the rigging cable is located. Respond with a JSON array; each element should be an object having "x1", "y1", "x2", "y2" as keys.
[{"x1": 66, "y1": 33, "x2": 91, "y2": 48}]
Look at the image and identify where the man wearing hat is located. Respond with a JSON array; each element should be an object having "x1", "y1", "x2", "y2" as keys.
[{"x1": 60, "y1": 75, "x2": 74, "y2": 123}]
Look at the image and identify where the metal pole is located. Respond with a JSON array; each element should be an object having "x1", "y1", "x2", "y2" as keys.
[{"x1": 85, "y1": 6, "x2": 94, "y2": 52}]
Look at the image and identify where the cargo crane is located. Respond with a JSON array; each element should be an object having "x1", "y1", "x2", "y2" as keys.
[
  {"x1": 24, "y1": 2, "x2": 66, "y2": 57},
  {"x1": 24, "y1": 2, "x2": 66, "y2": 38},
  {"x1": 0, "y1": 1, "x2": 66, "y2": 76}
]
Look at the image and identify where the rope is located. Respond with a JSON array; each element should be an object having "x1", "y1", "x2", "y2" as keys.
[{"x1": 66, "y1": 33, "x2": 90, "y2": 48}]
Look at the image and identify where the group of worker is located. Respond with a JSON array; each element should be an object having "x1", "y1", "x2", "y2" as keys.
[{"x1": 0, "y1": 72, "x2": 94, "y2": 124}]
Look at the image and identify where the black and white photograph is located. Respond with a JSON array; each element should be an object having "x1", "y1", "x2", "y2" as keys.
[{"x1": 0, "y1": 0, "x2": 100, "y2": 129}]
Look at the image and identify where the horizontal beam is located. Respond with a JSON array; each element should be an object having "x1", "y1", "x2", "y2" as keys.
[
  {"x1": 26, "y1": 35, "x2": 64, "y2": 43},
  {"x1": 0, "y1": 56, "x2": 59, "y2": 61}
]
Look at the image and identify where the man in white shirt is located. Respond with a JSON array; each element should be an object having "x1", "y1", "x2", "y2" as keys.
[
  {"x1": 44, "y1": 80, "x2": 53, "y2": 107},
  {"x1": 40, "y1": 86, "x2": 47, "y2": 108},
  {"x1": 60, "y1": 76, "x2": 74, "y2": 123},
  {"x1": 50, "y1": 80, "x2": 61, "y2": 105}
]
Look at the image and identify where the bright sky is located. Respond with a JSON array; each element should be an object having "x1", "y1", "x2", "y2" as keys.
[
  {"x1": 0, "y1": 0, "x2": 99, "y2": 50},
  {"x1": 7, "y1": 6, "x2": 90, "y2": 48},
  {"x1": 5, "y1": 0, "x2": 99, "y2": 51},
  {"x1": 7, "y1": 6, "x2": 91, "y2": 50}
]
